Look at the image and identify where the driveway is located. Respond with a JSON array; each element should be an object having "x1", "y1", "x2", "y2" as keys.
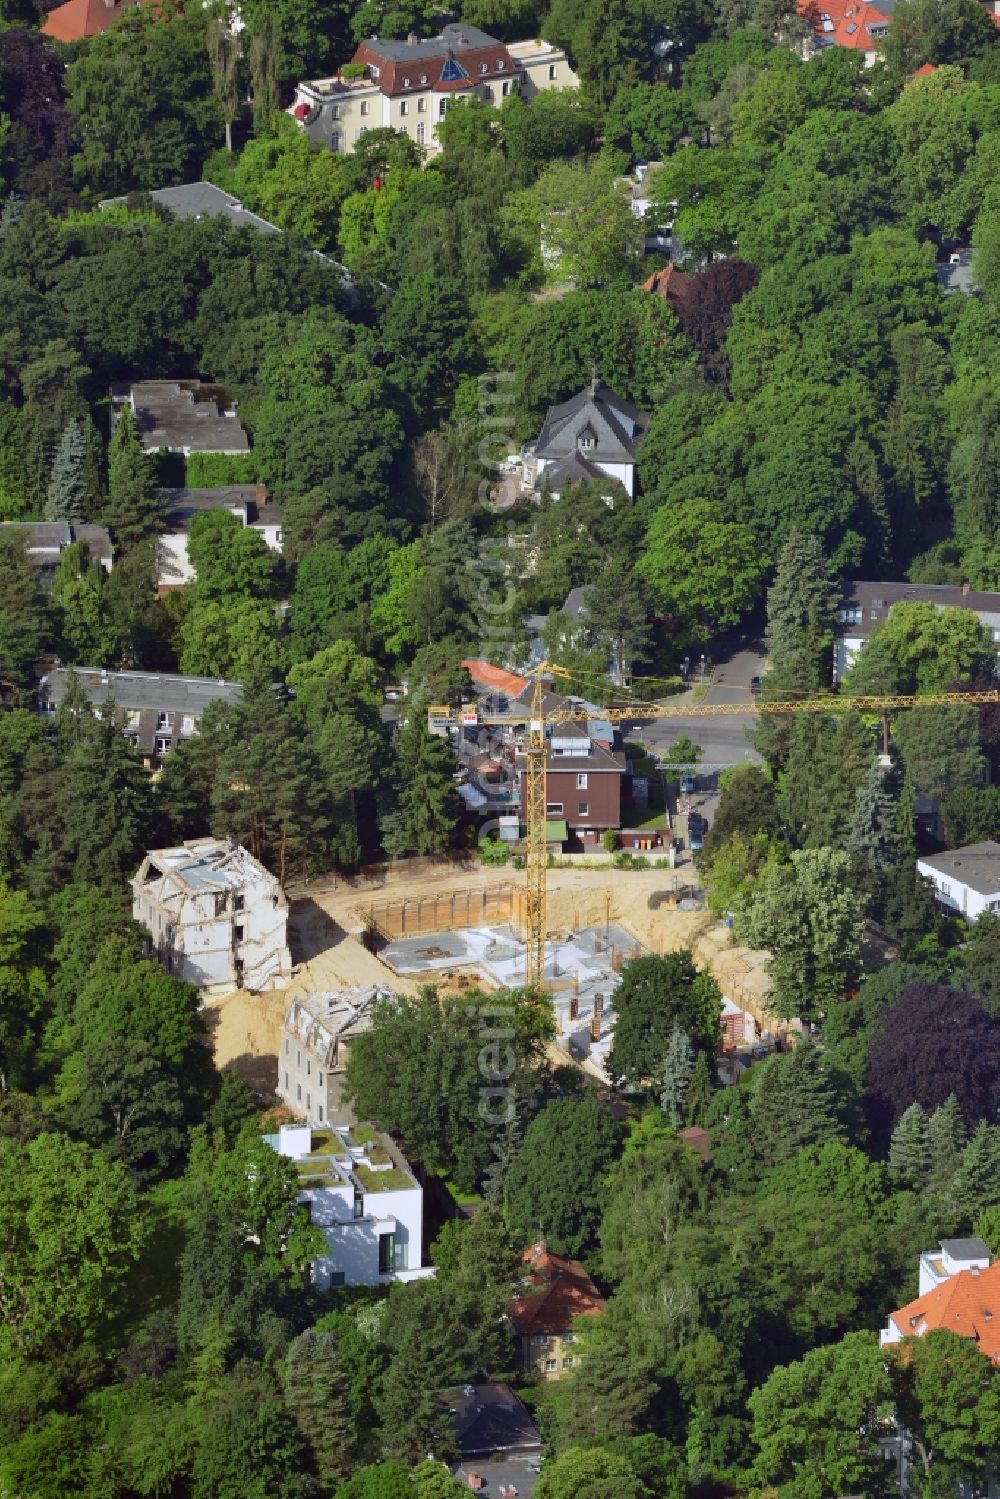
[{"x1": 625, "y1": 645, "x2": 767, "y2": 770}]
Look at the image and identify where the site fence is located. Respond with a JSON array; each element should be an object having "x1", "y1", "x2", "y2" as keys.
[{"x1": 353, "y1": 881, "x2": 528, "y2": 943}]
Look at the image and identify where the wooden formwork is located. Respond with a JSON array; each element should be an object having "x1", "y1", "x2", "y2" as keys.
[{"x1": 353, "y1": 881, "x2": 528, "y2": 943}]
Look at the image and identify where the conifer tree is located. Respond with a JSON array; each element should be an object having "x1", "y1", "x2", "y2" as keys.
[
  {"x1": 888, "y1": 1102, "x2": 929, "y2": 1189},
  {"x1": 926, "y1": 1094, "x2": 967, "y2": 1198},
  {"x1": 950, "y1": 1122, "x2": 1000, "y2": 1223},
  {"x1": 81, "y1": 413, "x2": 105, "y2": 520},
  {"x1": 748, "y1": 1041, "x2": 844, "y2": 1167},
  {"x1": 383, "y1": 706, "x2": 461, "y2": 857},
  {"x1": 283, "y1": 1328, "x2": 356, "y2": 1487},
  {"x1": 660, "y1": 1025, "x2": 695, "y2": 1127},
  {"x1": 104, "y1": 406, "x2": 164, "y2": 549},
  {"x1": 685, "y1": 1049, "x2": 714, "y2": 1125},
  {"x1": 848, "y1": 762, "x2": 900, "y2": 873},
  {"x1": 896, "y1": 769, "x2": 918, "y2": 862},
  {"x1": 483, "y1": 1114, "x2": 523, "y2": 1214},
  {"x1": 45, "y1": 416, "x2": 86, "y2": 522},
  {"x1": 764, "y1": 532, "x2": 839, "y2": 683}
]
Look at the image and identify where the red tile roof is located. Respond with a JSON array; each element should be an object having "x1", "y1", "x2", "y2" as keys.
[
  {"x1": 642, "y1": 261, "x2": 691, "y2": 310},
  {"x1": 352, "y1": 33, "x2": 514, "y2": 97},
  {"x1": 42, "y1": 0, "x2": 141, "y2": 42},
  {"x1": 797, "y1": 0, "x2": 893, "y2": 52},
  {"x1": 889, "y1": 1262, "x2": 1000, "y2": 1363},
  {"x1": 911, "y1": 62, "x2": 937, "y2": 76},
  {"x1": 461, "y1": 660, "x2": 529, "y2": 697},
  {"x1": 509, "y1": 1241, "x2": 606, "y2": 1336}
]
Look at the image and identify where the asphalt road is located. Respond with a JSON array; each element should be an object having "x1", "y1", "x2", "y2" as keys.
[{"x1": 625, "y1": 647, "x2": 766, "y2": 770}]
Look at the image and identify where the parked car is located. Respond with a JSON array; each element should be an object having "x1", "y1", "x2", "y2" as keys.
[
  {"x1": 679, "y1": 773, "x2": 696, "y2": 794},
  {"x1": 749, "y1": 675, "x2": 762, "y2": 695},
  {"x1": 688, "y1": 812, "x2": 706, "y2": 851}
]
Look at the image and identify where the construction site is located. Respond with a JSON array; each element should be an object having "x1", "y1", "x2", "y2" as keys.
[{"x1": 206, "y1": 862, "x2": 791, "y2": 1092}]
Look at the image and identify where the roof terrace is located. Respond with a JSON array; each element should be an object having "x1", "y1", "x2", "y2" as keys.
[{"x1": 269, "y1": 1122, "x2": 417, "y2": 1193}]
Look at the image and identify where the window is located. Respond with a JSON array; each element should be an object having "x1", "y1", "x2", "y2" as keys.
[
  {"x1": 563, "y1": 1355, "x2": 575, "y2": 1367},
  {"x1": 497, "y1": 58, "x2": 505, "y2": 69},
  {"x1": 234, "y1": 924, "x2": 245, "y2": 942},
  {"x1": 479, "y1": 61, "x2": 488, "y2": 73},
  {"x1": 548, "y1": 63, "x2": 557, "y2": 79},
  {"x1": 353, "y1": 1187, "x2": 363, "y2": 1219},
  {"x1": 482, "y1": 84, "x2": 492, "y2": 100},
  {"x1": 439, "y1": 98, "x2": 448, "y2": 116},
  {"x1": 419, "y1": 72, "x2": 428, "y2": 83},
  {"x1": 379, "y1": 1232, "x2": 395, "y2": 1275},
  {"x1": 578, "y1": 802, "x2": 589, "y2": 817},
  {"x1": 284, "y1": 1071, "x2": 289, "y2": 1090},
  {"x1": 563, "y1": 1333, "x2": 576, "y2": 1344},
  {"x1": 318, "y1": 1072, "x2": 323, "y2": 1087},
  {"x1": 306, "y1": 1092, "x2": 310, "y2": 1111},
  {"x1": 545, "y1": 1358, "x2": 558, "y2": 1372},
  {"x1": 502, "y1": 80, "x2": 510, "y2": 96},
  {"x1": 360, "y1": 100, "x2": 369, "y2": 115},
  {"x1": 318, "y1": 1105, "x2": 324, "y2": 1121},
  {"x1": 576, "y1": 773, "x2": 588, "y2": 789},
  {"x1": 329, "y1": 1271, "x2": 346, "y2": 1287},
  {"x1": 235, "y1": 894, "x2": 245, "y2": 912},
  {"x1": 306, "y1": 1058, "x2": 311, "y2": 1076},
  {"x1": 180, "y1": 714, "x2": 195, "y2": 736},
  {"x1": 417, "y1": 97, "x2": 426, "y2": 111},
  {"x1": 546, "y1": 802, "x2": 563, "y2": 815},
  {"x1": 536, "y1": 1334, "x2": 551, "y2": 1346},
  {"x1": 330, "y1": 129, "x2": 341, "y2": 150},
  {"x1": 416, "y1": 121, "x2": 425, "y2": 143},
  {"x1": 284, "y1": 1037, "x2": 289, "y2": 1055},
  {"x1": 331, "y1": 104, "x2": 341, "y2": 119},
  {"x1": 156, "y1": 711, "x2": 171, "y2": 729},
  {"x1": 400, "y1": 100, "x2": 408, "y2": 114},
  {"x1": 154, "y1": 736, "x2": 172, "y2": 755},
  {"x1": 402, "y1": 75, "x2": 411, "y2": 86},
  {"x1": 369, "y1": 65, "x2": 380, "y2": 77},
  {"x1": 297, "y1": 1083, "x2": 302, "y2": 1100},
  {"x1": 296, "y1": 1049, "x2": 301, "y2": 1067}
]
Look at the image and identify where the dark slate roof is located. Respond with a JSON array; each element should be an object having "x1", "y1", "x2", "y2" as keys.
[
  {"x1": 99, "y1": 180, "x2": 283, "y2": 235},
  {"x1": 0, "y1": 521, "x2": 113, "y2": 567},
  {"x1": 159, "y1": 486, "x2": 269, "y2": 532},
  {"x1": 39, "y1": 668, "x2": 242, "y2": 715},
  {"x1": 918, "y1": 842, "x2": 1000, "y2": 897},
  {"x1": 941, "y1": 1238, "x2": 992, "y2": 1259},
  {"x1": 111, "y1": 381, "x2": 251, "y2": 454},
  {"x1": 535, "y1": 380, "x2": 650, "y2": 466},
  {"x1": 360, "y1": 21, "x2": 498, "y2": 59},
  {"x1": 449, "y1": 1384, "x2": 541, "y2": 1458},
  {"x1": 562, "y1": 586, "x2": 592, "y2": 620},
  {"x1": 839, "y1": 580, "x2": 1000, "y2": 639},
  {"x1": 537, "y1": 450, "x2": 610, "y2": 493}
]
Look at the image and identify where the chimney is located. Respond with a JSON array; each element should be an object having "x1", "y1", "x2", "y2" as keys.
[{"x1": 590, "y1": 993, "x2": 604, "y2": 1042}]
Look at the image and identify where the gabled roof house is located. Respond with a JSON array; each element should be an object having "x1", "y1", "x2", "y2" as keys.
[{"x1": 523, "y1": 379, "x2": 650, "y2": 499}]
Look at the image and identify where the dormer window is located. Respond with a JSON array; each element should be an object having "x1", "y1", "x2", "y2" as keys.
[
  {"x1": 497, "y1": 59, "x2": 505, "y2": 69},
  {"x1": 577, "y1": 424, "x2": 596, "y2": 451},
  {"x1": 403, "y1": 76, "x2": 411, "y2": 86},
  {"x1": 480, "y1": 62, "x2": 488, "y2": 73},
  {"x1": 420, "y1": 72, "x2": 428, "y2": 83}
]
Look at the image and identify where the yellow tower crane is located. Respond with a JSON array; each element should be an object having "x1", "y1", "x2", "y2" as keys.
[{"x1": 453, "y1": 667, "x2": 1000, "y2": 990}]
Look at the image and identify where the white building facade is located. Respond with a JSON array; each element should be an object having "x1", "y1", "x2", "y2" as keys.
[
  {"x1": 290, "y1": 26, "x2": 577, "y2": 159},
  {"x1": 132, "y1": 838, "x2": 292, "y2": 993},
  {"x1": 267, "y1": 1121, "x2": 434, "y2": 1288},
  {"x1": 916, "y1": 841, "x2": 1000, "y2": 923}
]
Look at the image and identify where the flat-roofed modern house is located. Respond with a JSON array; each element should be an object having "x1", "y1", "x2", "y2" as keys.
[
  {"x1": 99, "y1": 180, "x2": 285, "y2": 236},
  {"x1": 916, "y1": 841, "x2": 1000, "y2": 923},
  {"x1": 278, "y1": 986, "x2": 390, "y2": 1126},
  {"x1": 834, "y1": 580, "x2": 1000, "y2": 681},
  {"x1": 132, "y1": 837, "x2": 292, "y2": 993},
  {"x1": 522, "y1": 380, "x2": 650, "y2": 499},
  {"x1": 0, "y1": 522, "x2": 113, "y2": 585},
  {"x1": 265, "y1": 1121, "x2": 434, "y2": 1288},
  {"x1": 156, "y1": 486, "x2": 282, "y2": 588},
  {"x1": 290, "y1": 24, "x2": 576, "y2": 159},
  {"x1": 110, "y1": 380, "x2": 251, "y2": 456},
  {"x1": 38, "y1": 667, "x2": 242, "y2": 767}
]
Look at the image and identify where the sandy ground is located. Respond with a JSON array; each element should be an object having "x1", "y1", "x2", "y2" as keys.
[{"x1": 204, "y1": 861, "x2": 778, "y2": 1094}]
